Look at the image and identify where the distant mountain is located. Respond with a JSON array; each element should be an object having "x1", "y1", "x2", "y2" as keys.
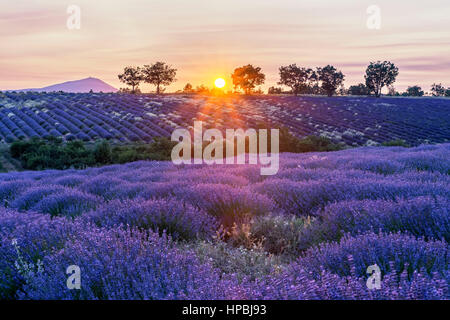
[{"x1": 15, "y1": 77, "x2": 118, "y2": 93}]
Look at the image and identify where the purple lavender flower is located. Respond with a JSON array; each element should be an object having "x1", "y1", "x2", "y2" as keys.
[
  {"x1": 19, "y1": 228, "x2": 241, "y2": 300},
  {"x1": 31, "y1": 189, "x2": 102, "y2": 217},
  {"x1": 82, "y1": 198, "x2": 217, "y2": 240}
]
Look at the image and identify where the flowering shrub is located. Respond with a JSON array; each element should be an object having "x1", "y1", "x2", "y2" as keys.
[
  {"x1": 79, "y1": 176, "x2": 125, "y2": 200},
  {"x1": 247, "y1": 265, "x2": 449, "y2": 300},
  {"x1": 245, "y1": 232, "x2": 450, "y2": 300},
  {"x1": 0, "y1": 180, "x2": 34, "y2": 207},
  {"x1": 296, "y1": 232, "x2": 449, "y2": 279},
  {"x1": 83, "y1": 198, "x2": 217, "y2": 240},
  {"x1": 31, "y1": 190, "x2": 102, "y2": 217},
  {"x1": 300, "y1": 197, "x2": 450, "y2": 248},
  {"x1": 51, "y1": 174, "x2": 88, "y2": 187},
  {"x1": 19, "y1": 228, "x2": 241, "y2": 300},
  {"x1": 11, "y1": 185, "x2": 68, "y2": 210},
  {"x1": 255, "y1": 178, "x2": 449, "y2": 216},
  {"x1": 175, "y1": 184, "x2": 275, "y2": 228},
  {"x1": 0, "y1": 208, "x2": 84, "y2": 299}
]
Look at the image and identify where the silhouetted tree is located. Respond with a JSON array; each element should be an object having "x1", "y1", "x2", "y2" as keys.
[
  {"x1": 268, "y1": 86, "x2": 283, "y2": 94},
  {"x1": 183, "y1": 83, "x2": 194, "y2": 93},
  {"x1": 195, "y1": 85, "x2": 210, "y2": 94},
  {"x1": 231, "y1": 64, "x2": 265, "y2": 94},
  {"x1": 365, "y1": 61, "x2": 399, "y2": 97},
  {"x1": 387, "y1": 85, "x2": 398, "y2": 96},
  {"x1": 308, "y1": 71, "x2": 322, "y2": 94},
  {"x1": 431, "y1": 83, "x2": 446, "y2": 97},
  {"x1": 118, "y1": 66, "x2": 142, "y2": 94},
  {"x1": 119, "y1": 87, "x2": 141, "y2": 94},
  {"x1": 141, "y1": 62, "x2": 177, "y2": 94},
  {"x1": 404, "y1": 85, "x2": 424, "y2": 97},
  {"x1": 348, "y1": 83, "x2": 370, "y2": 96},
  {"x1": 317, "y1": 65, "x2": 345, "y2": 97},
  {"x1": 338, "y1": 85, "x2": 347, "y2": 96},
  {"x1": 278, "y1": 64, "x2": 315, "y2": 96}
]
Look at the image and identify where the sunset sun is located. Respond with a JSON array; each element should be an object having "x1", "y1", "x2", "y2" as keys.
[{"x1": 214, "y1": 78, "x2": 226, "y2": 88}]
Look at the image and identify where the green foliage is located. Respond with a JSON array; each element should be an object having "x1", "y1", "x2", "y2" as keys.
[
  {"x1": 382, "y1": 139, "x2": 410, "y2": 147},
  {"x1": 348, "y1": 83, "x2": 370, "y2": 96},
  {"x1": 431, "y1": 83, "x2": 446, "y2": 97},
  {"x1": 141, "y1": 62, "x2": 177, "y2": 94},
  {"x1": 183, "y1": 83, "x2": 194, "y2": 93},
  {"x1": 267, "y1": 87, "x2": 283, "y2": 94},
  {"x1": 279, "y1": 128, "x2": 343, "y2": 153},
  {"x1": 250, "y1": 214, "x2": 310, "y2": 257},
  {"x1": 365, "y1": 61, "x2": 399, "y2": 97},
  {"x1": 278, "y1": 64, "x2": 316, "y2": 96},
  {"x1": 10, "y1": 137, "x2": 94, "y2": 170},
  {"x1": 317, "y1": 65, "x2": 345, "y2": 97},
  {"x1": 231, "y1": 64, "x2": 265, "y2": 94},
  {"x1": 403, "y1": 85, "x2": 424, "y2": 97},
  {"x1": 117, "y1": 66, "x2": 142, "y2": 94},
  {"x1": 184, "y1": 241, "x2": 283, "y2": 281},
  {"x1": 251, "y1": 123, "x2": 343, "y2": 154},
  {"x1": 94, "y1": 140, "x2": 112, "y2": 164},
  {"x1": 111, "y1": 138, "x2": 177, "y2": 164},
  {"x1": 10, "y1": 137, "x2": 176, "y2": 171}
]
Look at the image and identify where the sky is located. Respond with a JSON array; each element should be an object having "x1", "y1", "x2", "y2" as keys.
[{"x1": 1, "y1": 0, "x2": 450, "y2": 93}]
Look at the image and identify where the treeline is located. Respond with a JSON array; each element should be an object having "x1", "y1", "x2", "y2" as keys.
[
  {"x1": 348, "y1": 83, "x2": 450, "y2": 97},
  {"x1": 10, "y1": 137, "x2": 176, "y2": 170},
  {"x1": 118, "y1": 62, "x2": 177, "y2": 94},
  {"x1": 118, "y1": 60, "x2": 450, "y2": 98}
]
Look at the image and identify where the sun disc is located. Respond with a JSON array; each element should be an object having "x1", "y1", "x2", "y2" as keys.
[{"x1": 215, "y1": 78, "x2": 226, "y2": 88}]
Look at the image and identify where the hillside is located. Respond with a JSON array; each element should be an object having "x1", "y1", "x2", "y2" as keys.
[
  {"x1": 0, "y1": 92, "x2": 449, "y2": 146},
  {"x1": 11, "y1": 77, "x2": 117, "y2": 93}
]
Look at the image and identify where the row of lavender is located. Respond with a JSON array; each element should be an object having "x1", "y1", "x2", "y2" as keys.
[
  {"x1": 1, "y1": 92, "x2": 449, "y2": 146},
  {"x1": 0, "y1": 144, "x2": 449, "y2": 299}
]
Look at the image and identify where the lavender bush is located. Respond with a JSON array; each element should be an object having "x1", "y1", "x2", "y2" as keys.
[
  {"x1": 295, "y1": 232, "x2": 449, "y2": 279},
  {"x1": 300, "y1": 197, "x2": 450, "y2": 248},
  {"x1": 82, "y1": 198, "x2": 217, "y2": 240},
  {"x1": 31, "y1": 190, "x2": 102, "y2": 217},
  {"x1": 175, "y1": 184, "x2": 275, "y2": 228},
  {"x1": 19, "y1": 228, "x2": 241, "y2": 300},
  {"x1": 0, "y1": 208, "x2": 85, "y2": 299}
]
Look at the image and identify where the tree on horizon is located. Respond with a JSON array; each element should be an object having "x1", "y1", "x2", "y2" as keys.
[
  {"x1": 348, "y1": 83, "x2": 370, "y2": 96},
  {"x1": 183, "y1": 83, "x2": 194, "y2": 93},
  {"x1": 404, "y1": 85, "x2": 424, "y2": 97},
  {"x1": 431, "y1": 83, "x2": 446, "y2": 97},
  {"x1": 141, "y1": 62, "x2": 177, "y2": 95},
  {"x1": 278, "y1": 64, "x2": 316, "y2": 96},
  {"x1": 317, "y1": 65, "x2": 345, "y2": 97},
  {"x1": 231, "y1": 64, "x2": 265, "y2": 94},
  {"x1": 118, "y1": 66, "x2": 142, "y2": 94},
  {"x1": 365, "y1": 61, "x2": 399, "y2": 98}
]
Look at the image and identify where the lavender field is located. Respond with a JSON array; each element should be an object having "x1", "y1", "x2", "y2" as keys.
[
  {"x1": 1, "y1": 92, "x2": 449, "y2": 146},
  {"x1": 0, "y1": 143, "x2": 449, "y2": 299}
]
